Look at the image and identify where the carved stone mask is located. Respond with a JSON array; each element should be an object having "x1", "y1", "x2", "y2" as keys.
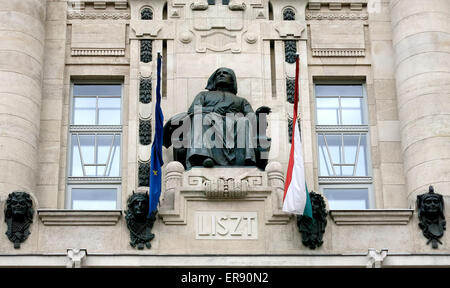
[
  {"x1": 422, "y1": 195, "x2": 441, "y2": 215},
  {"x1": 128, "y1": 194, "x2": 149, "y2": 220}
]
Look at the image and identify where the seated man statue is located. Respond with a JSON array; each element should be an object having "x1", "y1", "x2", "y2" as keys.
[{"x1": 163, "y1": 67, "x2": 271, "y2": 170}]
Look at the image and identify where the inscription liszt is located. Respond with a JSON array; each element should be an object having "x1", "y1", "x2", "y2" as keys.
[{"x1": 196, "y1": 212, "x2": 258, "y2": 239}]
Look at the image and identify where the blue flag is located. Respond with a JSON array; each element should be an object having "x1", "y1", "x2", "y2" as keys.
[{"x1": 148, "y1": 53, "x2": 164, "y2": 216}]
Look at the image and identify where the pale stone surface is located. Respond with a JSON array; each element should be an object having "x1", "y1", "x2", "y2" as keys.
[{"x1": 0, "y1": 0, "x2": 449, "y2": 266}]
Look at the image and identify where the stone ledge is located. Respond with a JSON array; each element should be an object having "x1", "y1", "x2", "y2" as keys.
[
  {"x1": 329, "y1": 209, "x2": 414, "y2": 225},
  {"x1": 38, "y1": 210, "x2": 122, "y2": 226}
]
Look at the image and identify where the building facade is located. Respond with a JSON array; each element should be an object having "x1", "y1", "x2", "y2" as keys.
[{"x1": 0, "y1": 0, "x2": 449, "y2": 268}]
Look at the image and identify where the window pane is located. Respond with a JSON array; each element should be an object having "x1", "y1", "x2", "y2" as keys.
[
  {"x1": 323, "y1": 188, "x2": 369, "y2": 210},
  {"x1": 355, "y1": 135, "x2": 368, "y2": 176},
  {"x1": 316, "y1": 98, "x2": 339, "y2": 125},
  {"x1": 78, "y1": 135, "x2": 95, "y2": 176},
  {"x1": 70, "y1": 135, "x2": 83, "y2": 176},
  {"x1": 316, "y1": 85, "x2": 363, "y2": 97},
  {"x1": 318, "y1": 135, "x2": 334, "y2": 176},
  {"x1": 107, "y1": 136, "x2": 121, "y2": 176},
  {"x1": 71, "y1": 188, "x2": 117, "y2": 210},
  {"x1": 73, "y1": 97, "x2": 96, "y2": 125},
  {"x1": 98, "y1": 97, "x2": 121, "y2": 125},
  {"x1": 341, "y1": 98, "x2": 364, "y2": 125},
  {"x1": 73, "y1": 84, "x2": 121, "y2": 96}
]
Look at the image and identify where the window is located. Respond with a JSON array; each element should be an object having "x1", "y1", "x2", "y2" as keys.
[
  {"x1": 67, "y1": 83, "x2": 122, "y2": 210},
  {"x1": 315, "y1": 83, "x2": 373, "y2": 209}
]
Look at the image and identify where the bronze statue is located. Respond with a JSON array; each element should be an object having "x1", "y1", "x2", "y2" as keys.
[
  {"x1": 163, "y1": 67, "x2": 271, "y2": 170},
  {"x1": 4, "y1": 191, "x2": 34, "y2": 249},
  {"x1": 125, "y1": 192, "x2": 156, "y2": 249},
  {"x1": 297, "y1": 192, "x2": 327, "y2": 249},
  {"x1": 417, "y1": 186, "x2": 446, "y2": 249}
]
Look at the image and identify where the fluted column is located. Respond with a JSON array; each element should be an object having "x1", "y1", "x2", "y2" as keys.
[
  {"x1": 0, "y1": 0, "x2": 47, "y2": 195},
  {"x1": 390, "y1": 0, "x2": 450, "y2": 201}
]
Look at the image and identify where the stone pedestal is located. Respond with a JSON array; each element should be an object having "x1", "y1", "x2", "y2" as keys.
[{"x1": 158, "y1": 161, "x2": 292, "y2": 253}]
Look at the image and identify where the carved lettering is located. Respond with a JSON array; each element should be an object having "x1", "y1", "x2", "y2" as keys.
[{"x1": 195, "y1": 212, "x2": 258, "y2": 239}]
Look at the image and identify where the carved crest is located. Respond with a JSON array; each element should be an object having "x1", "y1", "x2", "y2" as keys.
[
  {"x1": 417, "y1": 186, "x2": 446, "y2": 249},
  {"x1": 4, "y1": 191, "x2": 34, "y2": 249},
  {"x1": 125, "y1": 192, "x2": 156, "y2": 249},
  {"x1": 297, "y1": 192, "x2": 327, "y2": 249}
]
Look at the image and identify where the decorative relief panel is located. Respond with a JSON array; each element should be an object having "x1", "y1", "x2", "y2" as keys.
[
  {"x1": 138, "y1": 161, "x2": 151, "y2": 187},
  {"x1": 139, "y1": 119, "x2": 152, "y2": 145},
  {"x1": 71, "y1": 23, "x2": 126, "y2": 56},
  {"x1": 284, "y1": 40, "x2": 297, "y2": 63},
  {"x1": 309, "y1": 23, "x2": 365, "y2": 57},
  {"x1": 286, "y1": 78, "x2": 295, "y2": 104},
  {"x1": 140, "y1": 40, "x2": 152, "y2": 63},
  {"x1": 159, "y1": 162, "x2": 290, "y2": 225},
  {"x1": 306, "y1": 2, "x2": 367, "y2": 57},
  {"x1": 139, "y1": 77, "x2": 152, "y2": 104}
]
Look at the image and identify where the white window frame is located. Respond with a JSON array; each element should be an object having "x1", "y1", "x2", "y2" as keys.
[
  {"x1": 67, "y1": 81, "x2": 123, "y2": 210},
  {"x1": 314, "y1": 81, "x2": 374, "y2": 209}
]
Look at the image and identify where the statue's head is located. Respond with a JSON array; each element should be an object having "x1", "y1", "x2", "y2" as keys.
[
  {"x1": 127, "y1": 192, "x2": 149, "y2": 220},
  {"x1": 5, "y1": 191, "x2": 33, "y2": 221},
  {"x1": 417, "y1": 186, "x2": 444, "y2": 218},
  {"x1": 206, "y1": 67, "x2": 238, "y2": 94}
]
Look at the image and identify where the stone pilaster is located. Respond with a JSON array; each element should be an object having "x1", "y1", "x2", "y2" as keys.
[
  {"x1": 0, "y1": 0, "x2": 47, "y2": 195},
  {"x1": 390, "y1": 0, "x2": 450, "y2": 201}
]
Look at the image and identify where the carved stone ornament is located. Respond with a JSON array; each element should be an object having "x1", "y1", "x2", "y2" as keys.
[
  {"x1": 285, "y1": 40, "x2": 297, "y2": 64},
  {"x1": 125, "y1": 192, "x2": 156, "y2": 249},
  {"x1": 286, "y1": 78, "x2": 295, "y2": 104},
  {"x1": 288, "y1": 117, "x2": 293, "y2": 143},
  {"x1": 283, "y1": 8, "x2": 296, "y2": 21},
  {"x1": 139, "y1": 119, "x2": 152, "y2": 146},
  {"x1": 4, "y1": 191, "x2": 34, "y2": 249},
  {"x1": 140, "y1": 40, "x2": 152, "y2": 63},
  {"x1": 139, "y1": 77, "x2": 152, "y2": 104},
  {"x1": 141, "y1": 8, "x2": 153, "y2": 20},
  {"x1": 297, "y1": 191, "x2": 328, "y2": 249},
  {"x1": 138, "y1": 161, "x2": 151, "y2": 187},
  {"x1": 417, "y1": 186, "x2": 446, "y2": 249}
]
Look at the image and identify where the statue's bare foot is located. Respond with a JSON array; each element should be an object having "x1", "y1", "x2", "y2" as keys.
[{"x1": 203, "y1": 158, "x2": 214, "y2": 168}]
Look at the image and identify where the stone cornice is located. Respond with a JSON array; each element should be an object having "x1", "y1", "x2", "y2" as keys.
[
  {"x1": 329, "y1": 209, "x2": 414, "y2": 225},
  {"x1": 38, "y1": 210, "x2": 122, "y2": 226}
]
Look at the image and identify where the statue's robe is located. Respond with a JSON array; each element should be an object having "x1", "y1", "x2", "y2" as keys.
[{"x1": 185, "y1": 90, "x2": 257, "y2": 169}]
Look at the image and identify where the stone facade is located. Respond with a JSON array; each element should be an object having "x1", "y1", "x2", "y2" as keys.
[{"x1": 0, "y1": 0, "x2": 449, "y2": 267}]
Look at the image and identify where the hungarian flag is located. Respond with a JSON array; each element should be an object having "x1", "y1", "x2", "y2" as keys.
[
  {"x1": 148, "y1": 52, "x2": 164, "y2": 216},
  {"x1": 282, "y1": 55, "x2": 312, "y2": 217}
]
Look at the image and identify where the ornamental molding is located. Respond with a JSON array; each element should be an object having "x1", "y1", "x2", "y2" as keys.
[
  {"x1": 71, "y1": 48, "x2": 125, "y2": 56},
  {"x1": 306, "y1": 13, "x2": 368, "y2": 21},
  {"x1": 312, "y1": 48, "x2": 365, "y2": 57},
  {"x1": 329, "y1": 209, "x2": 414, "y2": 225},
  {"x1": 68, "y1": 11, "x2": 131, "y2": 20},
  {"x1": 38, "y1": 210, "x2": 122, "y2": 226}
]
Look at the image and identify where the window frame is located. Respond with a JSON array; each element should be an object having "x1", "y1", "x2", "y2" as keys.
[
  {"x1": 67, "y1": 81, "x2": 124, "y2": 210},
  {"x1": 314, "y1": 80, "x2": 374, "y2": 209}
]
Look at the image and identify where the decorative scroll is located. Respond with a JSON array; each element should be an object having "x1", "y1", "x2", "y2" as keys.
[
  {"x1": 286, "y1": 78, "x2": 295, "y2": 104},
  {"x1": 138, "y1": 161, "x2": 151, "y2": 187},
  {"x1": 141, "y1": 40, "x2": 152, "y2": 63},
  {"x1": 283, "y1": 8, "x2": 295, "y2": 20},
  {"x1": 285, "y1": 40, "x2": 297, "y2": 64},
  {"x1": 139, "y1": 119, "x2": 152, "y2": 145},
  {"x1": 139, "y1": 77, "x2": 152, "y2": 103},
  {"x1": 141, "y1": 8, "x2": 153, "y2": 20}
]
